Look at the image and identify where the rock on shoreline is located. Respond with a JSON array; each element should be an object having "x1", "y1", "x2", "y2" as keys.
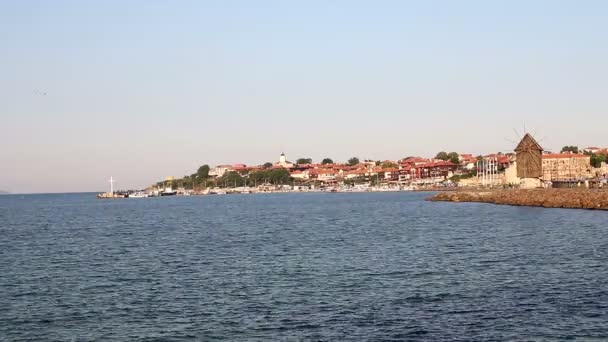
[{"x1": 427, "y1": 188, "x2": 608, "y2": 210}]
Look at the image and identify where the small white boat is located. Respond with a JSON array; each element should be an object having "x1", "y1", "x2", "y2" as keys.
[{"x1": 128, "y1": 192, "x2": 149, "y2": 198}]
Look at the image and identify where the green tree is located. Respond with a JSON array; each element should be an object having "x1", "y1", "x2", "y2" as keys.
[
  {"x1": 269, "y1": 169, "x2": 292, "y2": 184},
  {"x1": 447, "y1": 152, "x2": 460, "y2": 165},
  {"x1": 189, "y1": 173, "x2": 198, "y2": 188},
  {"x1": 321, "y1": 158, "x2": 334, "y2": 165},
  {"x1": 181, "y1": 175, "x2": 192, "y2": 189},
  {"x1": 347, "y1": 157, "x2": 360, "y2": 166},
  {"x1": 248, "y1": 170, "x2": 265, "y2": 185},
  {"x1": 590, "y1": 154, "x2": 607, "y2": 168},
  {"x1": 296, "y1": 158, "x2": 313, "y2": 164},
  {"x1": 263, "y1": 162, "x2": 273, "y2": 168},
  {"x1": 381, "y1": 161, "x2": 398, "y2": 169},
  {"x1": 369, "y1": 175, "x2": 380, "y2": 186},
  {"x1": 248, "y1": 169, "x2": 292, "y2": 185},
  {"x1": 219, "y1": 171, "x2": 245, "y2": 187},
  {"x1": 561, "y1": 146, "x2": 579, "y2": 154},
  {"x1": 197, "y1": 164, "x2": 210, "y2": 179},
  {"x1": 435, "y1": 151, "x2": 449, "y2": 160}
]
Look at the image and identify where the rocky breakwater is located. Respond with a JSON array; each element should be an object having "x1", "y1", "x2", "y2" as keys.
[{"x1": 428, "y1": 188, "x2": 608, "y2": 210}]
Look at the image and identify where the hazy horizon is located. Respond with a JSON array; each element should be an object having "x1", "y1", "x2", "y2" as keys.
[{"x1": 2, "y1": 0, "x2": 607, "y2": 193}]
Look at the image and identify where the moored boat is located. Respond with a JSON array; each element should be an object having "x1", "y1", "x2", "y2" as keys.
[
  {"x1": 97, "y1": 192, "x2": 127, "y2": 198},
  {"x1": 160, "y1": 187, "x2": 177, "y2": 196},
  {"x1": 128, "y1": 192, "x2": 149, "y2": 198}
]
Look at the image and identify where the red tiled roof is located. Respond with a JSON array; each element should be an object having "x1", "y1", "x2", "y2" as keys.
[
  {"x1": 310, "y1": 169, "x2": 337, "y2": 175},
  {"x1": 424, "y1": 161, "x2": 456, "y2": 167},
  {"x1": 232, "y1": 164, "x2": 249, "y2": 170},
  {"x1": 497, "y1": 156, "x2": 511, "y2": 164},
  {"x1": 401, "y1": 157, "x2": 428, "y2": 163}
]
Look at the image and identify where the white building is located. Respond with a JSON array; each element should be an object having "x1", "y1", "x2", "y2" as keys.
[
  {"x1": 209, "y1": 165, "x2": 233, "y2": 177},
  {"x1": 275, "y1": 153, "x2": 294, "y2": 168},
  {"x1": 583, "y1": 147, "x2": 602, "y2": 154},
  {"x1": 290, "y1": 170, "x2": 310, "y2": 179}
]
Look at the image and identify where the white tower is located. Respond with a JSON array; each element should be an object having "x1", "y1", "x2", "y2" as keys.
[{"x1": 280, "y1": 152, "x2": 287, "y2": 164}]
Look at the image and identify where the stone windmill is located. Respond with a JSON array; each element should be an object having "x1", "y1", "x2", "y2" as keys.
[{"x1": 514, "y1": 133, "x2": 543, "y2": 188}]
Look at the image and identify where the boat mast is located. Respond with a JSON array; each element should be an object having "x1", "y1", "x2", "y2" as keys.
[{"x1": 109, "y1": 176, "x2": 115, "y2": 195}]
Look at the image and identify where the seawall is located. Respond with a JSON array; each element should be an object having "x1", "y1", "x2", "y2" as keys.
[{"x1": 427, "y1": 188, "x2": 608, "y2": 210}]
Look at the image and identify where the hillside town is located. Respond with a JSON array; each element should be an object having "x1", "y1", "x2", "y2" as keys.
[{"x1": 128, "y1": 134, "x2": 608, "y2": 197}]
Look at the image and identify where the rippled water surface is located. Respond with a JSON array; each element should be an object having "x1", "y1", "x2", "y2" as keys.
[{"x1": 1, "y1": 192, "x2": 608, "y2": 341}]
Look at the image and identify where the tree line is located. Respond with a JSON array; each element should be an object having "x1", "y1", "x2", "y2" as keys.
[
  {"x1": 434, "y1": 151, "x2": 460, "y2": 164},
  {"x1": 295, "y1": 157, "x2": 360, "y2": 166},
  {"x1": 155, "y1": 164, "x2": 295, "y2": 189}
]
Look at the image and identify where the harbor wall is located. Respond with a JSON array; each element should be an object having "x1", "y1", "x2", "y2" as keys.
[{"x1": 428, "y1": 188, "x2": 608, "y2": 210}]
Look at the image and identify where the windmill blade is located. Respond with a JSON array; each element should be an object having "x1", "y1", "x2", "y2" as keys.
[{"x1": 512, "y1": 127, "x2": 521, "y2": 140}]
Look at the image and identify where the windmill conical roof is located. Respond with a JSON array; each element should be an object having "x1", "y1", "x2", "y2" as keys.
[{"x1": 515, "y1": 133, "x2": 543, "y2": 152}]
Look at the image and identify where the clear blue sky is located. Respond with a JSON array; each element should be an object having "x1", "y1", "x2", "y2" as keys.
[{"x1": 1, "y1": 0, "x2": 607, "y2": 193}]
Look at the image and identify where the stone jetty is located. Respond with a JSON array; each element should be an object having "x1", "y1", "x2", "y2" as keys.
[{"x1": 428, "y1": 188, "x2": 608, "y2": 210}]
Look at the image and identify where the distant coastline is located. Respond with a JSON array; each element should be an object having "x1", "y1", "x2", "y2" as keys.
[{"x1": 0, "y1": 190, "x2": 9, "y2": 195}]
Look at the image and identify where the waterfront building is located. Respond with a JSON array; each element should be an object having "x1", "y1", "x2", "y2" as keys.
[
  {"x1": 583, "y1": 146, "x2": 603, "y2": 154},
  {"x1": 209, "y1": 165, "x2": 234, "y2": 177},
  {"x1": 310, "y1": 168, "x2": 341, "y2": 181},
  {"x1": 398, "y1": 160, "x2": 457, "y2": 183},
  {"x1": 541, "y1": 153, "x2": 591, "y2": 181},
  {"x1": 345, "y1": 169, "x2": 368, "y2": 180},
  {"x1": 376, "y1": 167, "x2": 400, "y2": 181},
  {"x1": 459, "y1": 154, "x2": 478, "y2": 170},
  {"x1": 290, "y1": 170, "x2": 310, "y2": 179}
]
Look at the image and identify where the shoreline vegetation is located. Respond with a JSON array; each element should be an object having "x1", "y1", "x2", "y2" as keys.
[{"x1": 427, "y1": 188, "x2": 608, "y2": 210}]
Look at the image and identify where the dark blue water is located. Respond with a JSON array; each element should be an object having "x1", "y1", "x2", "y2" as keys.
[{"x1": 1, "y1": 192, "x2": 607, "y2": 341}]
